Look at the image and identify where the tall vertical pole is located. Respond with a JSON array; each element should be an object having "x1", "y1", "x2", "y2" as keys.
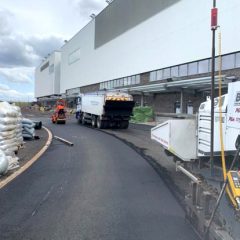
[{"x1": 210, "y1": 0, "x2": 217, "y2": 177}]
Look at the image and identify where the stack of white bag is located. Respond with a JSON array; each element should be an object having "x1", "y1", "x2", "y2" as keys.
[
  {"x1": 22, "y1": 118, "x2": 35, "y2": 139},
  {"x1": 0, "y1": 102, "x2": 23, "y2": 173}
]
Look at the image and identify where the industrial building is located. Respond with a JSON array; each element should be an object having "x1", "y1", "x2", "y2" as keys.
[{"x1": 35, "y1": 0, "x2": 240, "y2": 114}]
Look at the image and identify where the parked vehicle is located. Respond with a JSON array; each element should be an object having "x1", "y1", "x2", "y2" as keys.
[
  {"x1": 76, "y1": 91, "x2": 135, "y2": 129},
  {"x1": 151, "y1": 81, "x2": 240, "y2": 209}
]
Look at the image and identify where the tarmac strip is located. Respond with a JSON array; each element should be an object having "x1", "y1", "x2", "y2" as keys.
[{"x1": 0, "y1": 126, "x2": 53, "y2": 190}]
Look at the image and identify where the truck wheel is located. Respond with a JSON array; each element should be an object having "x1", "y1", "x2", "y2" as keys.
[
  {"x1": 82, "y1": 116, "x2": 87, "y2": 125},
  {"x1": 78, "y1": 114, "x2": 83, "y2": 124},
  {"x1": 120, "y1": 121, "x2": 129, "y2": 129},
  {"x1": 91, "y1": 116, "x2": 97, "y2": 128},
  {"x1": 97, "y1": 117, "x2": 104, "y2": 129}
]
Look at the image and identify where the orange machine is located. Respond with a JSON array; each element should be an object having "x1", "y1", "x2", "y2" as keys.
[{"x1": 51, "y1": 99, "x2": 66, "y2": 124}]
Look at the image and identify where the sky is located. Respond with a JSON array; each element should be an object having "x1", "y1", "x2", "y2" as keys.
[{"x1": 0, "y1": 0, "x2": 107, "y2": 102}]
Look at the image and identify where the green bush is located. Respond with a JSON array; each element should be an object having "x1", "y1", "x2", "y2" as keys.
[{"x1": 131, "y1": 106, "x2": 154, "y2": 123}]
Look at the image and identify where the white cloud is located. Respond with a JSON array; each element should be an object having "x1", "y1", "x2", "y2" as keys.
[
  {"x1": 72, "y1": 0, "x2": 107, "y2": 20},
  {"x1": 0, "y1": 88, "x2": 34, "y2": 102},
  {"x1": 0, "y1": 8, "x2": 13, "y2": 36},
  {"x1": 0, "y1": 67, "x2": 34, "y2": 83},
  {"x1": 0, "y1": 83, "x2": 10, "y2": 91}
]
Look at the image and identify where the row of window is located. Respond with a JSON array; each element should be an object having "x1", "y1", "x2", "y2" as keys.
[
  {"x1": 99, "y1": 74, "x2": 140, "y2": 90},
  {"x1": 150, "y1": 52, "x2": 240, "y2": 82}
]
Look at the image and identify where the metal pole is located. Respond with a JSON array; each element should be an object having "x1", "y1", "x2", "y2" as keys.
[
  {"x1": 210, "y1": 0, "x2": 217, "y2": 177},
  {"x1": 54, "y1": 136, "x2": 74, "y2": 146},
  {"x1": 180, "y1": 89, "x2": 184, "y2": 114}
]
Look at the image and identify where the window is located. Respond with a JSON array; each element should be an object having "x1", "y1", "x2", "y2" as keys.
[
  {"x1": 170, "y1": 67, "x2": 178, "y2": 78},
  {"x1": 119, "y1": 78, "x2": 124, "y2": 87},
  {"x1": 124, "y1": 77, "x2": 128, "y2": 86},
  {"x1": 150, "y1": 71, "x2": 157, "y2": 81},
  {"x1": 114, "y1": 79, "x2": 117, "y2": 88},
  {"x1": 198, "y1": 59, "x2": 209, "y2": 73},
  {"x1": 127, "y1": 77, "x2": 131, "y2": 85},
  {"x1": 163, "y1": 68, "x2": 170, "y2": 79},
  {"x1": 222, "y1": 54, "x2": 235, "y2": 70},
  {"x1": 188, "y1": 62, "x2": 198, "y2": 75},
  {"x1": 179, "y1": 64, "x2": 188, "y2": 77},
  {"x1": 156, "y1": 70, "x2": 163, "y2": 80},
  {"x1": 68, "y1": 48, "x2": 80, "y2": 65},
  {"x1": 131, "y1": 75, "x2": 136, "y2": 85},
  {"x1": 104, "y1": 82, "x2": 107, "y2": 89},
  {"x1": 236, "y1": 53, "x2": 240, "y2": 68},
  {"x1": 136, "y1": 75, "x2": 140, "y2": 84}
]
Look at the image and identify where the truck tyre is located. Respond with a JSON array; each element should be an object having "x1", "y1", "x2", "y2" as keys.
[
  {"x1": 97, "y1": 117, "x2": 104, "y2": 129},
  {"x1": 91, "y1": 116, "x2": 97, "y2": 128},
  {"x1": 82, "y1": 116, "x2": 87, "y2": 125},
  {"x1": 120, "y1": 121, "x2": 129, "y2": 129}
]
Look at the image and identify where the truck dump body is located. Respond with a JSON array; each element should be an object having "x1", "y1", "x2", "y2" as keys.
[{"x1": 104, "y1": 100, "x2": 135, "y2": 117}]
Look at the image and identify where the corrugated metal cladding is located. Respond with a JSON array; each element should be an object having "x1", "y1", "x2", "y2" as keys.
[{"x1": 95, "y1": 0, "x2": 180, "y2": 48}]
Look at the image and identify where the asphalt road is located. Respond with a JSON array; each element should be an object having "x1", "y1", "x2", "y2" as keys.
[{"x1": 0, "y1": 119, "x2": 198, "y2": 240}]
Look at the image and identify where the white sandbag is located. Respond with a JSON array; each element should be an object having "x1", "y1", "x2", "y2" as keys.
[
  {"x1": 0, "y1": 133, "x2": 16, "y2": 140},
  {"x1": 0, "y1": 124, "x2": 16, "y2": 132},
  {"x1": 0, "y1": 150, "x2": 8, "y2": 175},
  {"x1": 3, "y1": 146, "x2": 18, "y2": 154},
  {"x1": 0, "y1": 128, "x2": 16, "y2": 135},
  {"x1": 0, "y1": 138, "x2": 16, "y2": 146},
  {"x1": 22, "y1": 118, "x2": 34, "y2": 125},
  {"x1": 0, "y1": 142, "x2": 18, "y2": 151},
  {"x1": 0, "y1": 102, "x2": 18, "y2": 117},
  {"x1": 23, "y1": 126, "x2": 35, "y2": 135},
  {"x1": 0, "y1": 117, "x2": 18, "y2": 125},
  {"x1": 23, "y1": 133, "x2": 34, "y2": 139},
  {"x1": 7, "y1": 156, "x2": 19, "y2": 171}
]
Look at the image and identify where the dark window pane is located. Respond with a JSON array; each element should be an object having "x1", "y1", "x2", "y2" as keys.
[
  {"x1": 136, "y1": 75, "x2": 140, "y2": 84},
  {"x1": 179, "y1": 64, "x2": 188, "y2": 76},
  {"x1": 188, "y1": 62, "x2": 198, "y2": 75},
  {"x1": 171, "y1": 66, "x2": 178, "y2": 77},
  {"x1": 222, "y1": 54, "x2": 235, "y2": 70},
  {"x1": 156, "y1": 70, "x2": 163, "y2": 80},
  {"x1": 131, "y1": 75, "x2": 136, "y2": 85},
  {"x1": 124, "y1": 78, "x2": 128, "y2": 86},
  {"x1": 163, "y1": 68, "x2": 170, "y2": 79},
  {"x1": 198, "y1": 59, "x2": 209, "y2": 73},
  {"x1": 236, "y1": 53, "x2": 240, "y2": 68},
  {"x1": 150, "y1": 71, "x2": 157, "y2": 81}
]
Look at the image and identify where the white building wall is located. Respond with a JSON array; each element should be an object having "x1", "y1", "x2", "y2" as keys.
[
  {"x1": 35, "y1": 51, "x2": 61, "y2": 98},
  {"x1": 59, "y1": 0, "x2": 240, "y2": 93}
]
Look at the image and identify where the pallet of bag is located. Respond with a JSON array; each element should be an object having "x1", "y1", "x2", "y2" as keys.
[
  {"x1": 0, "y1": 102, "x2": 23, "y2": 174},
  {"x1": 22, "y1": 118, "x2": 35, "y2": 139}
]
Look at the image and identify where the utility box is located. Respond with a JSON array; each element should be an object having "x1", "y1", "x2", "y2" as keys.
[{"x1": 151, "y1": 119, "x2": 197, "y2": 161}]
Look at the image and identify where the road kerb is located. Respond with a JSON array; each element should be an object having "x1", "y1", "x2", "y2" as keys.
[{"x1": 0, "y1": 126, "x2": 53, "y2": 190}]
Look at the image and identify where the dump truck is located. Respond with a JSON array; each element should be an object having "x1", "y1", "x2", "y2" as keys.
[
  {"x1": 76, "y1": 91, "x2": 135, "y2": 129},
  {"x1": 51, "y1": 99, "x2": 66, "y2": 124}
]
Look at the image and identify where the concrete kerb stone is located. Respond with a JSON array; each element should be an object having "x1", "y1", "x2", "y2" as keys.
[{"x1": 0, "y1": 126, "x2": 53, "y2": 190}]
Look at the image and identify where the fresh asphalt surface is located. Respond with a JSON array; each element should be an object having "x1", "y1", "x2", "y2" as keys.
[{"x1": 0, "y1": 119, "x2": 198, "y2": 240}]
